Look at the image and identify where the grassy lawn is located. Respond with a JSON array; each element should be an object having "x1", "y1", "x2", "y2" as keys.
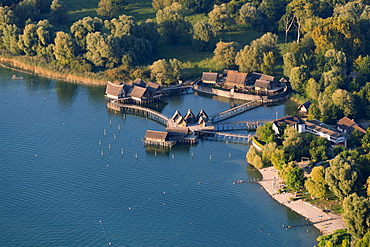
[{"x1": 300, "y1": 191, "x2": 343, "y2": 215}]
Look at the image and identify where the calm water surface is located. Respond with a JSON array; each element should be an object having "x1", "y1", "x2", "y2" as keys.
[{"x1": 0, "y1": 67, "x2": 320, "y2": 246}]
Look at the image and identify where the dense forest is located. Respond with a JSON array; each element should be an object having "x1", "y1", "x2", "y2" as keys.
[{"x1": 1, "y1": 1, "x2": 370, "y2": 245}]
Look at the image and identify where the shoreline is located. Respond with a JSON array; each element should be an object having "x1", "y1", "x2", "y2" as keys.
[
  {"x1": 258, "y1": 166, "x2": 346, "y2": 235},
  {"x1": 0, "y1": 56, "x2": 107, "y2": 86}
]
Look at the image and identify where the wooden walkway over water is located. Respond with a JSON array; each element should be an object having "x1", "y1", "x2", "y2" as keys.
[
  {"x1": 195, "y1": 130, "x2": 253, "y2": 144},
  {"x1": 210, "y1": 99, "x2": 263, "y2": 123},
  {"x1": 107, "y1": 102, "x2": 177, "y2": 127},
  {"x1": 213, "y1": 120, "x2": 271, "y2": 131}
]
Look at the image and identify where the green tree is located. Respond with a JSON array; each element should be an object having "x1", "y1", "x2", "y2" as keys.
[
  {"x1": 280, "y1": 162, "x2": 305, "y2": 191},
  {"x1": 208, "y1": 3, "x2": 234, "y2": 31},
  {"x1": 270, "y1": 147, "x2": 286, "y2": 170},
  {"x1": 317, "y1": 229, "x2": 351, "y2": 247},
  {"x1": 332, "y1": 89, "x2": 356, "y2": 117},
  {"x1": 70, "y1": 17, "x2": 103, "y2": 51},
  {"x1": 306, "y1": 78, "x2": 320, "y2": 100},
  {"x1": 356, "y1": 231, "x2": 370, "y2": 247},
  {"x1": 53, "y1": 31, "x2": 75, "y2": 64},
  {"x1": 150, "y1": 58, "x2": 182, "y2": 84},
  {"x1": 50, "y1": 0, "x2": 68, "y2": 25},
  {"x1": 235, "y1": 45, "x2": 260, "y2": 72},
  {"x1": 238, "y1": 3, "x2": 262, "y2": 27},
  {"x1": 1, "y1": 24, "x2": 21, "y2": 54},
  {"x1": 152, "y1": 0, "x2": 174, "y2": 10},
  {"x1": 14, "y1": 0, "x2": 39, "y2": 24},
  {"x1": 261, "y1": 51, "x2": 275, "y2": 75},
  {"x1": 361, "y1": 128, "x2": 370, "y2": 149},
  {"x1": 84, "y1": 32, "x2": 120, "y2": 68},
  {"x1": 97, "y1": 0, "x2": 124, "y2": 18},
  {"x1": 192, "y1": 21, "x2": 215, "y2": 51},
  {"x1": 289, "y1": 66, "x2": 309, "y2": 94},
  {"x1": 246, "y1": 146, "x2": 264, "y2": 169},
  {"x1": 282, "y1": 52, "x2": 297, "y2": 78},
  {"x1": 342, "y1": 193, "x2": 370, "y2": 239},
  {"x1": 305, "y1": 166, "x2": 328, "y2": 198},
  {"x1": 256, "y1": 122, "x2": 276, "y2": 144},
  {"x1": 317, "y1": 93, "x2": 339, "y2": 123},
  {"x1": 325, "y1": 156, "x2": 360, "y2": 199},
  {"x1": 283, "y1": 126, "x2": 303, "y2": 161},
  {"x1": 213, "y1": 41, "x2": 238, "y2": 69},
  {"x1": 156, "y1": 3, "x2": 191, "y2": 45}
]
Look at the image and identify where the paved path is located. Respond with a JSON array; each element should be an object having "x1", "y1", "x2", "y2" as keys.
[{"x1": 258, "y1": 166, "x2": 346, "y2": 235}]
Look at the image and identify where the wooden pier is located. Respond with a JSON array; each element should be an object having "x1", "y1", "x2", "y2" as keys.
[
  {"x1": 210, "y1": 99, "x2": 263, "y2": 123},
  {"x1": 213, "y1": 120, "x2": 270, "y2": 131},
  {"x1": 107, "y1": 102, "x2": 177, "y2": 127},
  {"x1": 196, "y1": 130, "x2": 253, "y2": 144}
]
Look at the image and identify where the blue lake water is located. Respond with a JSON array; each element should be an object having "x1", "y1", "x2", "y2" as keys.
[{"x1": 0, "y1": 67, "x2": 320, "y2": 246}]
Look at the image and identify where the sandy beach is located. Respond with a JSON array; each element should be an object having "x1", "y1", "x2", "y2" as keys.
[{"x1": 258, "y1": 166, "x2": 346, "y2": 235}]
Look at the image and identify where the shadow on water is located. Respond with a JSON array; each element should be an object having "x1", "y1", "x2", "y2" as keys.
[
  {"x1": 55, "y1": 80, "x2": 78, "y2": 107},
  {"x1": 246, "y1": 164, "x2": 263, "y2": 180},
  {"x1": 87, "y1": 85, "x2": 106, "y2": 104}
]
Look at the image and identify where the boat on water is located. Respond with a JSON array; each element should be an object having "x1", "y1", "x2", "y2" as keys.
[
  {"x1": 12, "y1": 75, "x2": 23, "y2": 80},
  {"x1": 232, "y1": 180, "x2": 245, "y2": 185}
]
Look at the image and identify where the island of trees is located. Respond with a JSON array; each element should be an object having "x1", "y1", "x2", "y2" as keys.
[{"x1": 1, "y1": 0, "x2": 370, "y2": 245}]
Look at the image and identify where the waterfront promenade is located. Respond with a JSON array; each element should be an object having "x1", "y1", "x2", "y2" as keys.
[{"x1": 258, "y1": 166, "x2": 346, "y2": 235}]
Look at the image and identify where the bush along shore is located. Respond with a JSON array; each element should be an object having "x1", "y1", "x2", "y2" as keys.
[{"x1": 0, "y1": 55, "x2": 107, "y2": 86}]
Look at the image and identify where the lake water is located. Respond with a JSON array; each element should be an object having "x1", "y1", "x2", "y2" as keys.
[{"x1": 0, "y1": 67, "x2": 320, "y2": 246}]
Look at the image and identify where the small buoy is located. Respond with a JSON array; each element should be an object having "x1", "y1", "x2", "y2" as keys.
[
  {"x1": 34, "y1": 154, "x2": 38, "y2": 157},
  {"x1": 106, "y1": 165, "x2": 109, "y2": 167},
  {"x1": 163, "y1": 192, "x2": 166, "y2": 194},
  {"x1": 163, "y1": 203, "x2": 166, "y2": 205},
  {"x1": 63, "y1": 123, "x2": 66, "y2": 125},
  {"x1": 128, "y1": 207, "x2": 131, "y2": 210},
  {"x1": 99, "y1": 220, "x2": 102, "y2": 223}
]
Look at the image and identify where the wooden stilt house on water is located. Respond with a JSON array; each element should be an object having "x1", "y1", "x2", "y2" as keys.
[
  {"x1": 105, "y1": 79, "x2": 167, "y2": 104},
  {"x1": 171, "y1": 110, "x2": 187, "y2": 127},
  {"x1": 143, "y1": 130, "x2": 176, "y2": 147}
]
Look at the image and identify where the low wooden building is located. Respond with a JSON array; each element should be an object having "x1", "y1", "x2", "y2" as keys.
[
  {"x1": 105, "y1": 81, "x2": 125, "y2": 100},
  {"x1": 224, "y1": 71, "x2": 248, "y2": 89},
  {"x1": 202, "y1": 72, "x2": 219, "y2": 84},
  {"x1": 143, "y1": 130, "x2": 175, "y2": 147}
]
